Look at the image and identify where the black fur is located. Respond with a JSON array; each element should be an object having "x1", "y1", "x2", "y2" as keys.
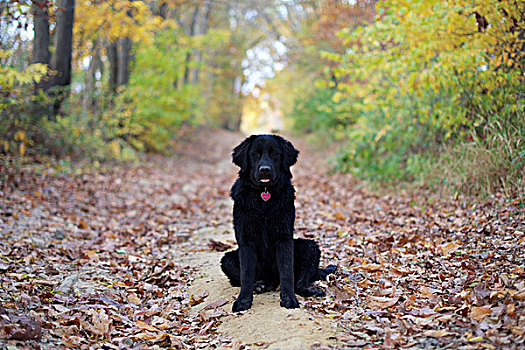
[{"x1": 220, "y1": 134, "x2": 336, "y2": 312}]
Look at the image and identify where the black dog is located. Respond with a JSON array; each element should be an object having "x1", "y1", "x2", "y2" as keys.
[{"x1": 220, "y1": 134, "x2": 336, "y2": 312}]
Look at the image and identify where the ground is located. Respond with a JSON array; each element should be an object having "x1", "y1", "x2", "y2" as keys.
[{"x1": 1, "y1": 129, "x2": 524, "y2": 349}]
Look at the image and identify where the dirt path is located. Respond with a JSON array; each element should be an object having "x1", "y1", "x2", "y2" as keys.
[
  {"x1": 1, "y1": 128, "x2": 524, "y2": 349},
  {"x1": 183, "y1": 225, "x2": 338, "y2": 349}
]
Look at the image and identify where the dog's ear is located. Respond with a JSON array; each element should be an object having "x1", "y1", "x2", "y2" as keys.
[
  {"x1": 232, "y1": 135, "x2": 256, "y2": 171},
  {"x1": 280, "y1": 137, "x2": 299, "y2": 173}
]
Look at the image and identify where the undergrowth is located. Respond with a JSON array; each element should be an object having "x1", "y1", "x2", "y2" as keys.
[{"x1": 430, "y1": 116, "x2": 525, "y2": 202}]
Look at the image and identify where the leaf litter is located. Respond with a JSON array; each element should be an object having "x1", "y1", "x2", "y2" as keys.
[{"x1": 1, "y1": 128, "x2": 524, "y2": 349}]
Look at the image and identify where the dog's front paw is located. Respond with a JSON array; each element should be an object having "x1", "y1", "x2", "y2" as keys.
[
  {"x1": 232, "y1": 297, "x2": 252, "y2": 312},
  {"x1": 280, "y1": 293, "x2": 299, "y2": 309}
]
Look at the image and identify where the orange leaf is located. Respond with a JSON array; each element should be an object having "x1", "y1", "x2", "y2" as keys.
[
  {"x1": 470, "y1": 306, "x2": 492, "y2": 321},
  {"x1": 334, "y1": 211, "x2": 346, "y2": 221},
  {"x1": 357, "y1": 263, "x2": 382, "y2": 272},
  {"x1": 512, "y1": 288, "x2": 525, "y2": 300},
  {"x1": 137, "y1": 320, "x2": 159, "y2": 332},
  {"x1": 420, "y1": 286, "x2": 434, "y2": 298},
  {"x1": 440, "y1": 241, "x2": 461, "y2": 255},
  {"x1": 78, "y1": 220, "x2": 88, "y2": 229}
]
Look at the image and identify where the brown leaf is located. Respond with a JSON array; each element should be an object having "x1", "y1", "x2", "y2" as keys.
[
  {"x1": 90, "y1": 309, "x2": 111, "y2": 335},
  {"x1": 440, "y1": 241, "x2": 461, "y2": 255},
  {"x1": 470, "y1": 306, "x2": 492, "y2": 321},
  {"x1": 203, "y1": 300, "x2": 228, "y2": 310},
  {"x1": 78, "y1": 219, "x2": 88, "y2": 229},
  {"x1": 127, "y1": 292, "x2": 142, "y2": 305},
  {"x1": 423, "y1": 330, "x2": 450, "y2": 337},
  {"x1": 134, "y1": 332, "x2": 158, "y2": 340},
  {"x1": 367, "y1": 295, "x2": 399, "y2": 309},
  {"x1": 198, "y1": 321, "x2": 215, "y2": 336},
  {"x1": 512, "y1": 288, "x2": 525, "y2": 300},
  {"x1": 362, "y1": 263, "x2": 382, "y2": 272},
  {"x1": 189, "y1": 291, "x2": 208, "y2": 306},
  {"x1": 137, "y1": 320, "x2": 159, "y2": 332},
  {"x1": 334, "y1": 211, "x2": 346, "y2": 221},
  {"x1": 436, "y1": 314, "x2": 453, "y2": 323},
  {"x1": 420, "y1": 286, "x2": 434, "y2": 298},
  {"x1": 84, "y1": 250, "x2": 99, "y2": 261},
  {"x1": 208, "y1": 239, "x2": 232, "y2": 252}
]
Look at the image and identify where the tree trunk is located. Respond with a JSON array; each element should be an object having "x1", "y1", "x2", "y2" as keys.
[
  {"x1": 107, "y1": 42, "x2": 119, "y2": 94},
  {"x1": 183, "y1": 5, "x2": 199, "y2": 85},
  {"x1": 117, "y1": 37, "x2": 131, "y2": 86},
  {"x1": 191, "y1": 0, "x2": 212, "y2": 84},
  {"x1": 31, "y1": 1, "x2": 50, "y2": 65},
  {"x1": 48, "y1": 0, "x2": 75, "y2": 116},
  {"x1": 51, "y1": 0, "x2": 75, "y2": 87},
  {"x1": 31, "y1": 0, "x2": 51, "y2": 91}
]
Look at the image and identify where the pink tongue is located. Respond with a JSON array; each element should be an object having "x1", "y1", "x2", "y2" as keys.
[{"x1": 261, "y1": 179, "x2": 270, "y2": 183}]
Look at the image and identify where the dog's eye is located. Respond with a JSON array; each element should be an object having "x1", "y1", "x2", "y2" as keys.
[
  {"x1": 253, "y1": 152, "x2": 261, "y2": 159},
  {"x1": 270, "y1": 152, "x2": 278, "y2": 157}
]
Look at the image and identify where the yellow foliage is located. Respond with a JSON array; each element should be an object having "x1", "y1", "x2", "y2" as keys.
[
  {"x1": 0, "y1": 51, "x2": 48, "y2": 89},
  {"x1": 74, "y1": 0, "x2": 162, "y2": 60},
  {"x1": 334, "y1": 0, "x2": 524, "y2": 127}
]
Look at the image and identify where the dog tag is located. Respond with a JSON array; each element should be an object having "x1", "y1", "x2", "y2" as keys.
[{"x1": 261, "y1": 191, "x2": 271, "y2": 201}]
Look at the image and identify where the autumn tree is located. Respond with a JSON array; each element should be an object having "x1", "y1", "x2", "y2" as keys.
[{"x1": 323, "y1": 0, "x2": 524, "y2": 194}]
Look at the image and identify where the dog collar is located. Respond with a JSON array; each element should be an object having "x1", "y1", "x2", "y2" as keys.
[{"x1": 261, "y1": 187, "x2": 271, "y2": 201}]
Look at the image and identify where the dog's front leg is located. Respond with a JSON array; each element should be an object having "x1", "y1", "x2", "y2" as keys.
[
  {"x1": 276, "y1": 239, "x2": 299, "y2": 309},
  {"x1": 232, "y1": 244, "x2": 256, "y2": 312}
]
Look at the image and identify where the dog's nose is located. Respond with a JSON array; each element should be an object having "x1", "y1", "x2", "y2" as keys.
[{"x1": 259, "y1": 165, "x2": 271, "y2": 174}]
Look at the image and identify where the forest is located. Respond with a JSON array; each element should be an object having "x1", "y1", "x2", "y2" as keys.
[{"x1": 1, "y1": 0, "x2": 524, "y2": 349}]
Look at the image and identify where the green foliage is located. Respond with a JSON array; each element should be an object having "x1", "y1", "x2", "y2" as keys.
[
  {"x1": 290, "y1": 80, "x2": 349, "y2": 136},
  {"x1": 111, "y1": 27, "x2": 204, "y2": 153},
  {"x1": 313, "y1": 0, "x2": 524, "y2": 194}
]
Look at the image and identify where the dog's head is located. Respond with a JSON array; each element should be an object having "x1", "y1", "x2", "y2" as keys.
[{"x1": 232, "y1": 134, "x2": 299, "y2": 186}]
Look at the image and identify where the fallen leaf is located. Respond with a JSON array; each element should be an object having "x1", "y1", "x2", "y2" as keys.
[
  {"x1": 203, "y1": 300, "x2": 228, "y2": 310},
  {"x1": 78, "y1": 220, "x2": 88, "y2": 229},
  {"x1": 134, "y1": 332, "x2": 158, "y2": 340},
  {"x1": 423, "y1": 330, "x2": 450, "y2": 337},
  {"x1": 84, "y1": 250, "x2": 99, "y2": 261},
  {"x1": 367, "y1": 296, "x2": 399, "y2": 309},
  {"x1": 440, "y1": 241, "x2": 461, "y2": 255},
  {"x1": 334, "y1": 211, "x2": 346, "y2": 221},
  {"x1": 359, "y1": 263, "x2": 382, "y2": 272},
  {"x1": 90, "y1": 309, "x2": 111, "y2": 335},
  {"x1": 436, "y1": 314, "x2": 453, "y2": 323},
  {"x1": 512, "y1": 288, "x2": 525, "y2": 300},
  {"x1": 470, "y1": 306, "x2": 492, "y2": 321},
  {"x1": 208, "y1": 239, "x2": 232, "y2": 252},
  {"x1": 420, "y1": 286, "x2": 434, "y2": 298},
  {"x1": 137, "y1": 320, "x2": 159, "y2": 332},
  {"x1": 127, "y1": 292, "x2": 142, "y2": 305}
]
